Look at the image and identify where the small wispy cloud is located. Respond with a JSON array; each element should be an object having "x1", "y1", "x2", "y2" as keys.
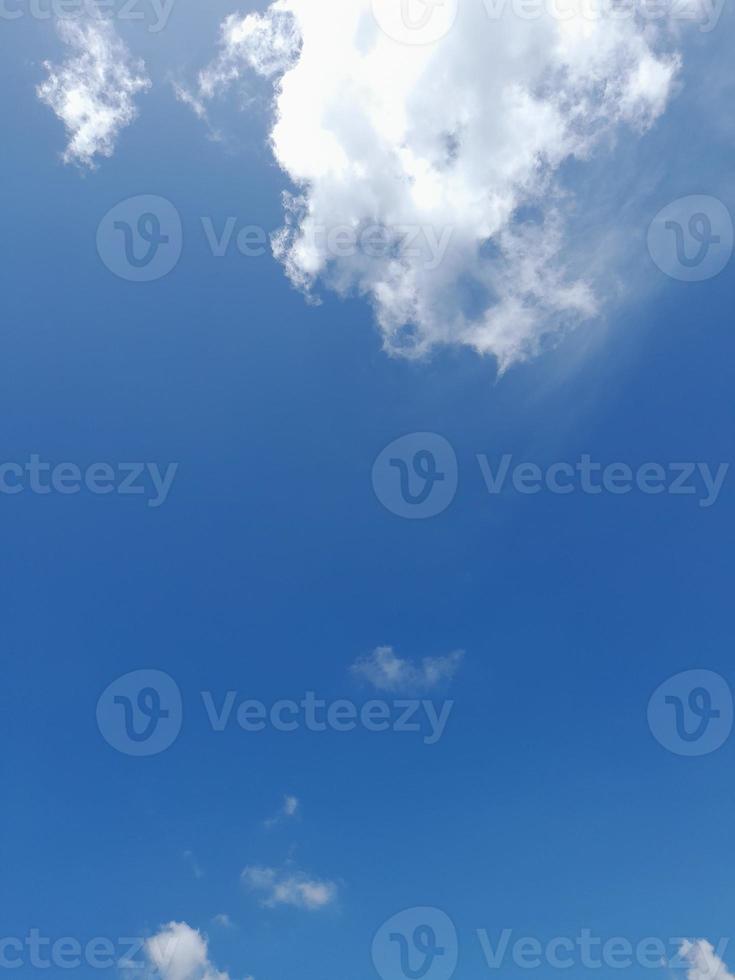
[
  {"x1": 211, "y1": 913, "x2": 235, "y2": 929},
  {"x1": 351, "y1": 646, "x2": 463, "y2": 693},
  {"x1": 183, "y1": 850, "x2": 204, "y2": 880},
  {"x1": 264, "y1": 794, "x2": 300, "y2": 829},
  {"x1": 37, "y1": 16, "x2": 150, "y2": 167},
  {"x1": 242, "y1": 865, "x2": 337, "y2": 911},
  {"x1": 174, "y1": 7, "x2": 300, "y2": 120}
]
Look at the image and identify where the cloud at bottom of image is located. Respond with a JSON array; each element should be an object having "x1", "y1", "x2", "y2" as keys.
[
  {"x1": 680, "y1": 940, "x2": 735, "y2": 980},
  {"x1": 145, "y1": 922, "x2": 232, "y2": 980}
]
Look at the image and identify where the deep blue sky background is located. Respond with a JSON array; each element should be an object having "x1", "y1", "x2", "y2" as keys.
[{"x1": 1, "y1": 5, "x2": 735, "y2": 980}]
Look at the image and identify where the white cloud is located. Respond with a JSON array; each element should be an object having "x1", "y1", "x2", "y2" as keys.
[
  {"x1": 37, "y1": 17, "x2": 150, "y2": 167},
  {"x1": 283, "y1": 794, "x2": 299, "y2": 817},
  {"x1": 351, "y1": 646, "x2": 463, "y2": 692},
  {"x1": 680, "y1": 941, "x2": 735, "y2": 980},
  {"x1": 175, "y1": 8, "x2": 300, "y2": 120},
  {"x1": 183, "y1": 0, "x2": 682, "y2": 369},
  {"x1": 145, "y1": 922, "x2": 230, "y2": 980},
  {"x1": 264, "y1": 794, "x2": 300, "y2": 828},
  {"x1": 242, "y1": 865, "x2": 337, "y2": 910},
  {"x1": 211, "y1": 913, "x2": 235, "y2": 929}
]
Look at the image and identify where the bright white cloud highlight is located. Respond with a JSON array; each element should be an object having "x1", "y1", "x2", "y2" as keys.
[
  {"x1": 145, "y1": 922, "x2": 230, "y2": 980},
  {"x1": 38, "y1": 17, "x2": 150, "y2": 167},
  {"x1": 184, "y1": 0, "x2": 681, "y2": 368},
  {"x1": 680, "y1": 941, "x2": 735, "y2": 980},
  {"x1": 242, "y1": 865, "x2": 337, "y2": 910},
  {"x1": 351, "y1": 645, "x2": 463, "y2": 692}
]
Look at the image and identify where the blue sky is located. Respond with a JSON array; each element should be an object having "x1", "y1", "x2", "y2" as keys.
[{"x1": 1, "y1": 2, "x2": 735, "y2": 980}]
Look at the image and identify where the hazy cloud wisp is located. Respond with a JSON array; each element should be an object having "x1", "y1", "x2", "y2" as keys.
[
  {"x1": 242, "y1": 865, "x2": 337, "y2": 910},
  {"x1": 351, "y1": 646, "x2": 464, "y2": 692}
]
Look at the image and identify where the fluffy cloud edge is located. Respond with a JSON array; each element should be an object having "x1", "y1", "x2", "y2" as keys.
[
  {"x1": 37, "y1": 16, "x2": 150, "y2": 167},
  {"x1": 179, "y1": 0, "x2": 684, "y2": 370},
  {"x1": 681, "y1": 939, "x2": 735, "y2": 980},
  {"x1": 145, "y1": 921, "x2": 232, "y2": 980}
]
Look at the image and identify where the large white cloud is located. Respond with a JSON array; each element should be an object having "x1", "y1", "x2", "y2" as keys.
[
  {"x1": 38, "y1": 17, "x2": 150, "y2": 167},
  {"x1": 183, "y1": 0, "x2": 684, "y2": 369}
]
